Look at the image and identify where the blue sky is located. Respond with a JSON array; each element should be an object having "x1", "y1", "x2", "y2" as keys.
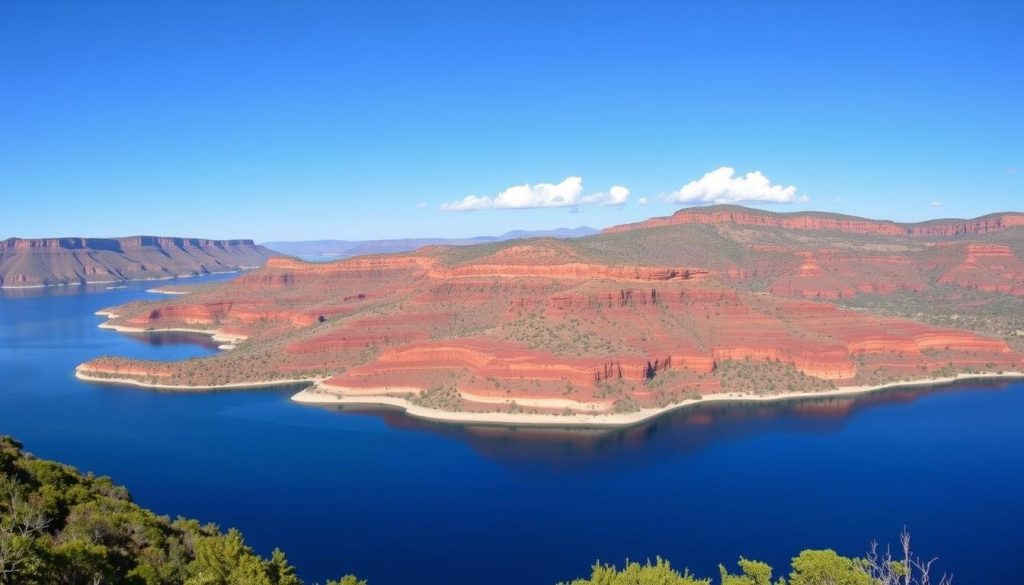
[{"x1": 2, "y1": 1, "x2": 1021, "y2": 241}]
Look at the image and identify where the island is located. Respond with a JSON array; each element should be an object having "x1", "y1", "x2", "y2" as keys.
[{"x1": 77, "y1": 205, "x2": 1024, "y2": 426}]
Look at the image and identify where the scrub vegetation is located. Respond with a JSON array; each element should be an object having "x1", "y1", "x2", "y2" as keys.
[
  {"x1": 2, "y1": 435, "x2": 950, "y2": 585},
  {"x1": 0, "y1": 436, "x2": 361, "y2": 585},
  {"x1": 560, "y1": 536, "x2": 950, "y2": 585}
]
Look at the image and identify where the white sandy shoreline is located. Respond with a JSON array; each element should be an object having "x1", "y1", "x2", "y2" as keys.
[
  {"x1": 75, "y1": 367, "x2": 318, "y2": 391},
  {"x1": 72, "y1": 362, "x2": 1024, "y2": 426},
  {"x1": 289, "y1": 371, "x2": 1024, "y2": 428},
  {"x1": 84, "y1": 315, "x2": 1024, "y2": 427}
]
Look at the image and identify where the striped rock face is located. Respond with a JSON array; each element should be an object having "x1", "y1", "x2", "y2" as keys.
[
  {"x1": 0, "y1": 236, "x2": 271, "y2": 287},
  {"x1": 80, "y1": 206, "x2": 1024, "y2": 414}
]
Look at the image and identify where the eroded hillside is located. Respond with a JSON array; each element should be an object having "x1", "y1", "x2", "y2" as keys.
[{"x1": 78, "y1": 206, "x2": 1024, "y2": 420}]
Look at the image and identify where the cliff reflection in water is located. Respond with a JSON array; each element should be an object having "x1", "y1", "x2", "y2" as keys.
[
  {"x1": 325, "y1": 379, "x2": 1016, "y2": 469},
  {"x1": 121, "y1": 330, "x2": 223, "y2": 351},
  {"x1": 0, "y1": 282, "x2": 123, "y2": 299}
]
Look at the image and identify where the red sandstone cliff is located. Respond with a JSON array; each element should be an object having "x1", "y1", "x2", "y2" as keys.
[
  {"x1": 0, "y1": 236, "x2": 271, "y2": 287},
  {"x1": 603, "y1": 205, "x2": 1024, "y2": 238}
]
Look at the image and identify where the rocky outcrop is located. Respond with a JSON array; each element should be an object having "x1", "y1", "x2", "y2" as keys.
[
  {"x1": 0, "y1": 236, "x2": 263, "y2": 251},
  {"x1": 935, "y1": 244, "x2": 1024, "y2": 295},
  {"x1": 236, "y1": 255, "x2": 432, "y2": 287},
  {"x1": 767, "y1": 252, "x2": 928, "y2": 300},
  {"x1": 120, "y1": 301, "x2": 322, "y2": 330},
  {"x1": 284, "y1": 313, "x2": 451, "y2": 353},
  {"x1": 908, "y1": 217, "x2": 1024, "y2": 237},
  {"x1": 0, "y1": 236, "x2": 271, "y2": 287},
  {"x1": 433, "y1": 263, "x2": 706, "y2": 281},
  {"x1": 244, "y1": 248, "x2": 708, "y2": 285}
]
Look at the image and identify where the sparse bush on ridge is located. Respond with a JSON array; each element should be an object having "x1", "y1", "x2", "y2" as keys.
[{"x1": 560, "y1": 531, "x2": 950, "y2": 585}]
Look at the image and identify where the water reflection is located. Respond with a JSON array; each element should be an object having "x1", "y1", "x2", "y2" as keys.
[
  {"x1": 321, "y1": 379, "x2": 1017, "y2": 469},
  {"x1": 0, "y1": 282, "x2": 112, "y2": 299},
  {"x1": 120, "y1": 330, "x2": 223, "y2": 351},
  {"x1": 0, "y1": 272, "x2": 240, "y2": 300}
]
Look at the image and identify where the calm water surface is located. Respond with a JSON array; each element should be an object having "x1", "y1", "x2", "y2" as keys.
[{"x1": 1, "y1": 276, "x2": 1022, "y2": 584}]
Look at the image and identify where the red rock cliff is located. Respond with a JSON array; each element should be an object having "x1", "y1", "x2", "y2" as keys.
[{"x1": 604, "y1": 205, "x2": 1024, "y2": 238}]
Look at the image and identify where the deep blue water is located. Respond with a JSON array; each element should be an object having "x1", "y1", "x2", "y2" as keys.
[{"x1": 1, "y1": 276, "x2": 1022, "y2": 584}]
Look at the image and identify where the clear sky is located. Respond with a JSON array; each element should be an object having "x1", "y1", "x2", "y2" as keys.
[{"x1": 2, "y1": 1, "x2": 1021, "y2": 242}]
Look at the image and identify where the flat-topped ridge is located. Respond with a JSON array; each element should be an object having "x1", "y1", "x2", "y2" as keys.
[
  {"x1": 0, "y1": 236, "x2": 270, "y2": 287},
  {"x1": 604, "y1": 204, "x2": 1024, "y2": 237},
  {"x1": 1, "y1": 236, "x2": 258, "y2": 251}
]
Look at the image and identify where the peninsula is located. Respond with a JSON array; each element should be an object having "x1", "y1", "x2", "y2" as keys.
[{"x1": 77, "y1": 205, "x2": 1024, "y2": 425}]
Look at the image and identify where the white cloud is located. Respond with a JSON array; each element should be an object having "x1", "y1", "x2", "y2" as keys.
[
  {"x1": 440, "y1": 177, "x2": 583, "y2": 211},
  {"x1": 931, "y1": 201, "x2": 944, "y2": 207},
  {"x1": 666, "y1": 167, "x2": 806, "y2": 205},
  {"x1": 416, "y1": 202, "x2": 428, "y2": 209},
  {"x1": 637, "y1": 196, "x2": 649, "y2": 205},
  {"x1": 440, "y1": 177, "x2": 630, "y2": 211},
  {"x1": 580, "y1": 185, "x2": 629, "y2": 207}
]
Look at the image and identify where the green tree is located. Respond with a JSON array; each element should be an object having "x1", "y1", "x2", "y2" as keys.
[
  {"x1": 47, "y1": 539, "x2": 116, "y2": 585},
  {"x1": 720, "y1": 558, "x2": 775, "y2": 585},
  {"x1": 787, "y1": 550, "x2": 872, "y2": 585},
  {"x1": 186, "y1": 529, "x2": 272, "y2": 585},
  {"x1": 559, "y1": 557, "x2": 711, "y2": 585},
  {"x1": 324, "y1": 576, "x2": 368, "y2": 585},
  {"x1": 264, "y1": 548, "x2": 302, "y2": 585}
]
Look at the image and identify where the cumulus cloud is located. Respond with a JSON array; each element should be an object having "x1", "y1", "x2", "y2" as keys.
[
  {"x1": 637, "y1": 196, "x2": 649, "y2": 205},
  {"x1": 580, "y1": 185, "x2": 629, "y2": 207},
  {"x1": 931, "y1": 201, "x2": 944, "y2": 207},
  {"x1": 416, "y1": 202, "x2": 428, "y2": 209},
  {"x1": 440, "y1": 177, "x2": 583, "y2": 211},
  {"x1": 666, "y1": 167, "x2": 806, "y2": 205},
  {"x1": 440, "y1": 177, "x2": 629, "y2": 211}
]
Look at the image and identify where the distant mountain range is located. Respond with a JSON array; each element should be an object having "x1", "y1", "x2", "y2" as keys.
[
  {"x1": 0, "y1": 227, "x2": 597, "y2": 288},
  {"x1": 261, "y1": 226, "x2": 598, "y2": 259},
  {"x1": 0, "y1": 237, "x2": 271, "y2": 288}
]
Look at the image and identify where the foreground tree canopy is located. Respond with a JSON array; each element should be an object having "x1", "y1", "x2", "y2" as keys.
[
  {"x1": 1, "y1": 435, "x2": 947, "y2": 585},
  {"x1": 562, "y1": 547, "x2": 948, "y2": 585},
  {"x1": 0, "y1": 436, "x2": 362, "y2": 585}
]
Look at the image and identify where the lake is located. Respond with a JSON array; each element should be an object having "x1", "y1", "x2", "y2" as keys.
[{"x1": 1, "y1": 275, "x2": 1021, "y2": 584}]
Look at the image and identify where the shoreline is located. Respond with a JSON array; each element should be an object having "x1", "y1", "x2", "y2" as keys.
[
  {"x1": 96, "y1": 321, "x2": 247, "y2": 346},
  {"x1": 0, "y1": 268, "x2": 248, "y2": 290},
  {"x1": 75, "y1": 367, "x2": 318, "y2": 391},
  {"x1": 84, "y1": 315, "x2": 1024, "y2": 427},
  {"x1": 146, "y1": 287, "x2": 192, "y2": 295},
  {"x1": 72, "y1": 356, "x2": 1024, "y2": 426},
  {"x1": 290, "y1": 371, "x2": 1024, "y2": 428}
]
